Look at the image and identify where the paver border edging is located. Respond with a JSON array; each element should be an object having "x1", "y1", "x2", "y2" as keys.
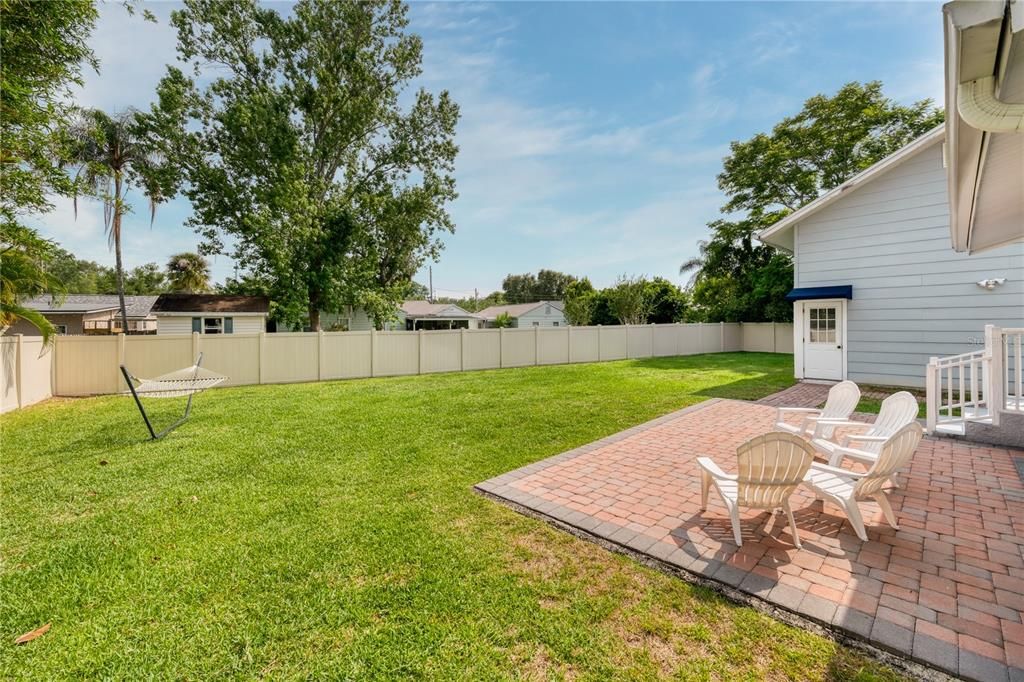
[{"x1": 475, "y1": 487, "x2": 954, "y2": 682}]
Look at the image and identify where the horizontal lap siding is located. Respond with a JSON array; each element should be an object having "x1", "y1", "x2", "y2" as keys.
[{"x1": 795, "y1": 142, "x2": 1024, "y2": 388}]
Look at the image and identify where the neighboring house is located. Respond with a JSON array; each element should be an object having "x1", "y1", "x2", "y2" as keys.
[
  {"x1": 759, "y1": 126, "x2": 1023, "y2": 388},
  {"x1": 477, "y1": 301, "x2": 566, "y2": 328},
  {"x1": 321, "y1": 301, "x2": 484, "y2": 331},
  {"x1": 3, "y1": 295, "x2": 158, "y2": 336},
  {"x1": 151, "y1": 294, "x2": 269, "y2": 335}
]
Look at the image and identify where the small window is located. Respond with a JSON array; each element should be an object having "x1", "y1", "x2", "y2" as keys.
[
  {"x1": 552, "y1": 321, "x2": 559, "y2": 326},
  {"x1": 545, "y1": 305, "x2": 551, "y2": 315},
  {"x1": 532, "y1": 321, "x2": 540, "y2": 327},
  {"x1": 203, "y1": 317, "x2": 224, "y2": 334},
  {"x1": 54, "y1": 325, "x2": 67, "y2": 335}
]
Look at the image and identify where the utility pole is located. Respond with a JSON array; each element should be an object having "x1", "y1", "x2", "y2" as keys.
[{"x1": 428, "y1": 266, "x2": 434, "y2": 302}]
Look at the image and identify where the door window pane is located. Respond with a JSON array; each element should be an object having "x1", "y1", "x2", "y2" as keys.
[{"x1": 808, "y1": 307, "x2": 837, "y2": 344}]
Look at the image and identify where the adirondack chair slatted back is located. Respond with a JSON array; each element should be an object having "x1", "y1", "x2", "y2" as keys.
[
  {"x1": 821, "y1": 381, "x2": 862, "y2": 418},
  {"x1": 817, "y1": 381, "x2": 862, "y2": 438},
  {"x1": 854, "y1": 423, "x2": 923, "y2": 498},
  {"x1": 735, "y1": 432, "x2": 816, "y2": 508},
  {"x1": 857, "y1": 391, "x2": 919, "y2": 455}
]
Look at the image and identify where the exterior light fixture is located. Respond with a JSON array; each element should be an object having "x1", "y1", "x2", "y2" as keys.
[{"x1": 975, "y1": 278, "x2": 1007, "y2": 290}]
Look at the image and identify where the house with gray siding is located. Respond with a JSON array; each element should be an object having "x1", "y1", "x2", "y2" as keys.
[
  {"x1": 477, "y1": 301, "x2": 566, "y2": 328},
  {"x1": 760, "y1": 126, "x2": 1023, "y2": 389}
]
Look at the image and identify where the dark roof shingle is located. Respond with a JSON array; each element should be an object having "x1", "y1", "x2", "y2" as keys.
[
  {"x1": 151, "y1": 294, "x2": 269, "y2": 314},
  {"x1": 22, "y1": 294, "x2": 158, "y2": 317}
]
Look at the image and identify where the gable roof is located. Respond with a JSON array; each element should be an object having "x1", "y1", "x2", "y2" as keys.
[
  {"x1": 476, "y1": 301, "x2": 564, "y2": 320},
  {"x1": 22, "y1": 294, "x2": 158, "y2": 317},
  {"x1": 152, "y1": 294, "x2": 269, "y2": 314},
  {"x1": 399, "y1": 301, "x2": 480, "y2": 319},
  {"x1": 758, "y1": 126, "x2": 946, "y2": 252}
]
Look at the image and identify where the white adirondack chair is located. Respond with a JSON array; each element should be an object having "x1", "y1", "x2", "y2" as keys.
[
  {"x1": 810, "y1": 391, "x2": 919, "y2": 467},
  {"x1": 774, "y1": 380, "x2": 861, "y2": 439},
  {"x1": 698, "y1": 432, "x2": 817, "y2": 548},
  {"x1": 802, "y1": 422, "x2": 923, "y2": 541}
]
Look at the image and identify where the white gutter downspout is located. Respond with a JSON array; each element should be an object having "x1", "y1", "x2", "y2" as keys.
[{"x1": 958, "y1": 75, "x2": 1024, "y2": 132}]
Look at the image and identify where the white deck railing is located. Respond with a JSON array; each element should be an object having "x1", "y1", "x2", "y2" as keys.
[
  {"x1": 926, "y1": 348, "x2": 991, "y2": 432},
  {"x1": 1002, "y1": 327, "x2": 1024, "y2": 413},
  {"x1": 926, "y1": 325, "x2": 1023, "y2": 433}
]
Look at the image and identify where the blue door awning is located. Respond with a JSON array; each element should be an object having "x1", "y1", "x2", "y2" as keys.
[{"x1": 785, "y1": 285, "x2": 853, "y2": 301}]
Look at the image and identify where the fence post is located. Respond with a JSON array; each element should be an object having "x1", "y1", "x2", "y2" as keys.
[
  {"x1": 985, "y1": 324, "x2": 1002, "y2": 427},
  {"x1": 925, "y1": 356, "x2": 938, "y2": 433},
  {"x1": 116, "y1": 333, "x2": 127, "y2": 392},
  {"x1": 460, "y1": 328, "x2": 467, "y2": 371},
  {"x1": 14, "y1": 334, "x2": 23, "y2": 409},
  {"x1": 720, "y1": 321, "x2": 725, "y2": 352},
  {"x1": 534, "y1": 325, "x2": 540, "y2": 366},
  {"x1": 191, "y1": 331, "x2": 200, "y2": 362},
  {"x1": 50, "y1": 335, "x2": 58, "y2": 397},
  {"x1": 499, "y1": 327, "x2": 505, "y2": 368},
  {"x1": 566, "y1": 326, "x2": 572, "y2": 364},
  {"x1": 418, "y1": 329, "x2": 425, "y2": 374},
  {"x1": 258, "y1": 332, "x2": 266, "y2": 384},
  {"x1": 317, "y1": 330, "x2": 324, "y2": 381},
  {"x1": 597, "y1": 325, "x2": 602, "y2": 361},
  {"x1": 771, "y1": 322, "x2": 777, "y2": 353},
  {"x1": 370, "y1": 328, "x2": 376, "y2": 377}
]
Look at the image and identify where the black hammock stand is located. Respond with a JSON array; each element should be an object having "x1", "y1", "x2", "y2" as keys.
[{"x1": 120, "y1": 353, "x2": 227, "y2": 440}]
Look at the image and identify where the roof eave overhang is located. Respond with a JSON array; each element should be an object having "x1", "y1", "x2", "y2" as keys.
[{"x1": 943, "y1": 0, "x2": 1024, "y2": 254}]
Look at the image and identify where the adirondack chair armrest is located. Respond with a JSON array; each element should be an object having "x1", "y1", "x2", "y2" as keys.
[
  {"x1": 696, "y1": 457, "x2": 737, "y2": 481},
  {"x1": 809, "y1": 463, "x2": 865, "y2": 479},
  {"x1": 839, "y1": 433, "x2": 888, "y2": 447},
  {"x1": 776, "y1": 407, "x2": 822, "y2": 415},
  {"x1": 810, "y1": 418, "x2": 862, "y2": 439},
  {"x1": 827, "y1": 444, "x2": 877, "y2": 466}
]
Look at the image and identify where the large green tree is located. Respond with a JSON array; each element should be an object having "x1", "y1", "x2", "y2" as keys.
[
  {"x1": 606, "y1": 275, "x2": 650, "y2": 326},
  {"x1": 501, "y1": 269, "x2": 577, "y2": 304},
  {"x1": 562, "y1": 278, "x2": 596, "y2": 326},
  {"x1": 0, "y1": 0, "x2": 97, "y2": 225},
  {"x1": 0, "y1": 0, "x2": 96, "y2": 334},
  {"x1": 683, "y1": 81, "x2": 943, "y2": 322},
  {"x1": 67, "y1": 108, "x2": 173, "y2": 332},
  {"x1": 143, "y1": 0, "x2": 459, "y2": 330}
]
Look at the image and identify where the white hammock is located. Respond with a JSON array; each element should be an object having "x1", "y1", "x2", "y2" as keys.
[
  {"x1": 120, "y1": 353, "x2": 227, "y2": 439},
  {"x1": 124, "y1": 364, "x2": 226, "y2": 398}
]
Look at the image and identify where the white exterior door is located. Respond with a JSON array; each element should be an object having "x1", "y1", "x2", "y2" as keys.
[{"x1": 802, "y1": 300, "x2": 844, "y2": 380}]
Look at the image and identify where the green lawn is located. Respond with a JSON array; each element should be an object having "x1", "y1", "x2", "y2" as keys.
[{"x1": 1, "y1": 352, "x2": 902, "y2": 680}]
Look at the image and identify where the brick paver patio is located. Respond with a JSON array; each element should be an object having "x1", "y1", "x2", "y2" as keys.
[{"x1": 476, "y1": 398, "x2": 1024, "y2": 681}]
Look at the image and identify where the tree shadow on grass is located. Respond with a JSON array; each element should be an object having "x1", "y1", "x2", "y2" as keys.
[{"x1": 625, "y1": 354, "x2": 794, "y2": 402}]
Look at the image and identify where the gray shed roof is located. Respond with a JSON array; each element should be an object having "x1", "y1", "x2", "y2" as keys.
[{"x1": 22, "y1": 294, "x2": 159, "y2": 318}]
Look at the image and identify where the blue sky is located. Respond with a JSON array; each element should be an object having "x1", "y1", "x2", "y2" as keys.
[{"x1": 35, "y1": 1, "x2": 945, "y2": 297}]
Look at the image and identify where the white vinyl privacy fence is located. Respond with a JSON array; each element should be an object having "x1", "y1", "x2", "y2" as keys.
[
  {"x1": 1, "y1": 335, "x2": 53, "y2": 413},
  {"x1": 4, "y1": 322, "x2": 794, "y2": 403}
]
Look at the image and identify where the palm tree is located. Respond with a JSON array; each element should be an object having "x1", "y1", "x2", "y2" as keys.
[
  {"x1": 166, "y1": 252, "x2": 211, "y2": 293},
  {"x1": 0, "y1": 224, "x2": 65, "y2": 343},
  {"x1": 67, "y1": 109, "x2": 167, "y2": 332}
]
